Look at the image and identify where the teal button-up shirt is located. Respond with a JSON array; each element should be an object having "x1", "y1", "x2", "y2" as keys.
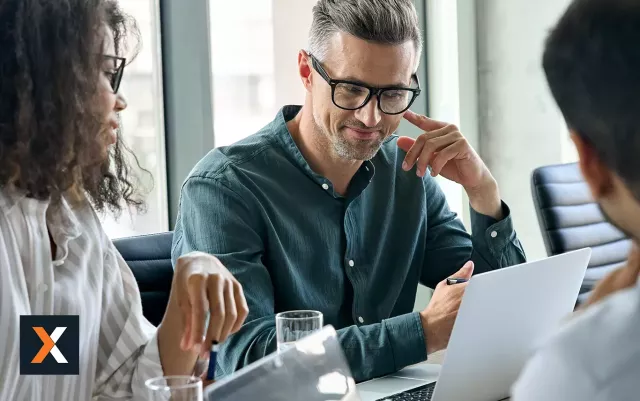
[{"x1": 172, "y1": 105, "x2": 526, "y2": 382}]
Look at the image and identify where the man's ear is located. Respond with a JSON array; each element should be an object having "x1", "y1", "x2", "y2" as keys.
[
  {"x1": 571, "y1": 131, "x2": 614, "y2": 200},
  {"x1": 298, "y1": 50, "x2": 313, "y2": 92}
]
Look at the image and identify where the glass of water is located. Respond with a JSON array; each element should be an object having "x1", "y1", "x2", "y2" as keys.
[
  {"x1": 275, "y1": 310, "x2": 323, "y2": 352},
  {"x1": 144, "y1": 375, "x2": 203, "y2": 401}
]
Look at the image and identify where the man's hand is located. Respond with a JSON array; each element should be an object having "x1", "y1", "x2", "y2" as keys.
[
  {"x1": 419, "y1": 261, "x2": 474, "y2": 354},
  {"x1": 582, "y1": 243, "x2": 640, "y2": 309},
  {"x1": 157, "y1": 252, "x2": 249, "y2": 375},
  {"x1": 398, "y1": 110, "x2": 502, "y2": 219}
]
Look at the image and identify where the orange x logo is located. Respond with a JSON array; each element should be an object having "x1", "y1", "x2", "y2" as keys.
[
  {"x1": 32, "y1": 327, "x2": 55, "y2": 363},
  {"x1": 31, "y1": 326, "x2": 68, "y2": 364}
]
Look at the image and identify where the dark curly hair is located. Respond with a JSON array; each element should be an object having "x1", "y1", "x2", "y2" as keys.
[{"x1": 0, "y1": 0, "x2": 148, "y2": 214}]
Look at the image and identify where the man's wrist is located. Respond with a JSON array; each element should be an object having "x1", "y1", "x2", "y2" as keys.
[
  {"x1": 465, "y1": 175, "x2": 503, "y2": 220},
  {"x1": 419, "y1": 310, "x2": 443, "y2": 355}
]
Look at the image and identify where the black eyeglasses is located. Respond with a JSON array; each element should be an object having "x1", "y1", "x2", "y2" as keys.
[
  {"x1": 308, "y1": 53, "x2": 421, "y2": 115},
  {"x1": 103, "y1": 55, "x2": 126, "y2": 93}
]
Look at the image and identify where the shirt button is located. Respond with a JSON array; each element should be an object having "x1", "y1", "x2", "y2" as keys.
[
  {"x1": 39, "y1": 283, "x2": 49, "y2": 292},
  {"x1": 491, "y1": 231, "x2": 498, "y2": 238},
  {"x1": 358, "y1": 316, "x2": 365, "y2": 324},
  {"x1": 348, "y1": 260, "x2": 355, "y2": 267},
  {"x1": 322, "y1": 183, "x2": 329, "y2": 190}
]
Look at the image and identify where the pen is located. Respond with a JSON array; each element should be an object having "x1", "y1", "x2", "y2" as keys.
[
  {"x1": 206, "y1": 342, "x2": 219, "y2": 381},
  {"x1": 446, "y1": 278, "x2": 468, "y2": 285}
]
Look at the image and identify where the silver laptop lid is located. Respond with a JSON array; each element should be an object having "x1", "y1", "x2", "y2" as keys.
[{"x1": 432, "y1": 248, "x2": 591, "y2": 401}]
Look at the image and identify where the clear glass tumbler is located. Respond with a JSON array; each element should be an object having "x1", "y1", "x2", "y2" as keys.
[
  {"x1": 275, "y1": 310, "x2": 323, "y2": 352},
  {"x1": 144, "y1": 375, "x2": 203, "y2": 401}
]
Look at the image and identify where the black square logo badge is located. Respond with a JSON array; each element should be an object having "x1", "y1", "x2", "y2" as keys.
[{"x1": 20, "y1": 315, "x2": 79, "y2": 375}]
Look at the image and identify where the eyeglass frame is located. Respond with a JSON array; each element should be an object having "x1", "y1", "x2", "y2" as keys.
[
  {"x1": 103, "y1": 55, "x2": 126, "y2": 94},
  {"x1": 307, "y1": 52, "x2": 421, "y2": 115}
]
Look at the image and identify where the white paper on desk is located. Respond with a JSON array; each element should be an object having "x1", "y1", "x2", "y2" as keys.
[{"x1": 204, "y1": 325, "x2": 361, "y2": 401}]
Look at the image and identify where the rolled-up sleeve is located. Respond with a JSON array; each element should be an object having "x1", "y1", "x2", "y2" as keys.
[{"x1": 380, "y1": 312, "x2": 427, "y2": 374}]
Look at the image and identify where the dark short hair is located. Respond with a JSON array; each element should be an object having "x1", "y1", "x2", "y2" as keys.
[
  {"x1": 0, "y1": 0, "x2": 146, "y2": 213},
  {"x1": 543, "y1": 0, "x2": 640, "y2": 197}
]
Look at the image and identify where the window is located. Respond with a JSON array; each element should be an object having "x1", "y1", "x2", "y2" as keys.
[
  {"x1": 101, "y1": 0, "x2": 168, "y2": 238},
  {"x1": 210, "y1": 0, "x2": 280, "y2": 147}
]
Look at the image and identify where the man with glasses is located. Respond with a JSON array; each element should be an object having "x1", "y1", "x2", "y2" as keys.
[{"x1": 172, "y1": 0, "x2": 526, "y2": 382}]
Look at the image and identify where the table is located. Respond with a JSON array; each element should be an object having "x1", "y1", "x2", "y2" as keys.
[{"x1": 427, "y1": 350, "x2": 445, "y2": 364}]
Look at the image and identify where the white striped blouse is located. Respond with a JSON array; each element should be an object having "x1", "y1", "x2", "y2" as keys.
[{"x1": 0, "y1": 189, "x2": 164, "y2": 400}]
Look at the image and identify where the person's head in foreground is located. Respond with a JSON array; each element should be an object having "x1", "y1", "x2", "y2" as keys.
[
  {"x1": 0, "y1": 0, "x2": 142, "y2": 213},
  {"x1": 543, "y1": 0, "x2": 640, "y2": 243},
  {"x1": 299, "y1": 0, "x2": 422, "y2": 162},
  {"x1": 512, "y1": 0, "x2": 640, "y2": 399}
]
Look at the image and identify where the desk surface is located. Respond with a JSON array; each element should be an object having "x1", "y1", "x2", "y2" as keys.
[{"x1": 428, "y1": 350, "x2": 445, "y2": 365}]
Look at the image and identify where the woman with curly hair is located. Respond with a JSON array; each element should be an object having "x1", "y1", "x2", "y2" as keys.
[{"x1": 0, "y1": 1, "x2": 248, "y2": 399}]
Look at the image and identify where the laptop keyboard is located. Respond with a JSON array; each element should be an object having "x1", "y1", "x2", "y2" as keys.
[{"x1": 375, "y1": 382, "x2": 436, "y2": 401}]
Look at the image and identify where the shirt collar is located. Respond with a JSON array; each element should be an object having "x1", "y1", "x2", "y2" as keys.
[
  {"x1": 272, "y1": 105, "x2": 325, "y2": 185},
  {"x1": 46, "y1": 195, "x2": 83, "y2": 242},
  {"x1": 272, "y1": 105, "x2": 376, "y2": 199},
  {"x1": 1, "y1": 187, "x2": 83, "y2": 242}
]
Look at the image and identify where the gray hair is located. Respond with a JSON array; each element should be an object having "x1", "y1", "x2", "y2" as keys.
[{"x1": 308, "y1": 0, "x2": 423, "y2": 69}]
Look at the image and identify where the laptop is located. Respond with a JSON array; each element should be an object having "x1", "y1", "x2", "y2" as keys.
[{"x1": 357, "y1": 248, "x2": 592, "y2": 401}]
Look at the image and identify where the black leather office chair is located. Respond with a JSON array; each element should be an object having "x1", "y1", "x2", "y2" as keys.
[
  {"x1": 113, "y1": 232, "x2": 174, "y2": 326},
  {"x1": 531, "y1": 163, "x2": 631, "y2": 303}
]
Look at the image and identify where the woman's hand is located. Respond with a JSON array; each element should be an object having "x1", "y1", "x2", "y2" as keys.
[
  {"x1": 157, "y1": 252, "x2": 249, "y2": 376},
  {"x1": 172, "y1": 252, "x2": 249, "y2": 353}
]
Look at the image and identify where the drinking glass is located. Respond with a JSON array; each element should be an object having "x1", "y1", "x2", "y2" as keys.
[
  {"x1": 144, "y1": 375, "x2": 203, "y2": 401},
  {"x1": 275, "y1": 310, "x2": 323, "y2": 352}
]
